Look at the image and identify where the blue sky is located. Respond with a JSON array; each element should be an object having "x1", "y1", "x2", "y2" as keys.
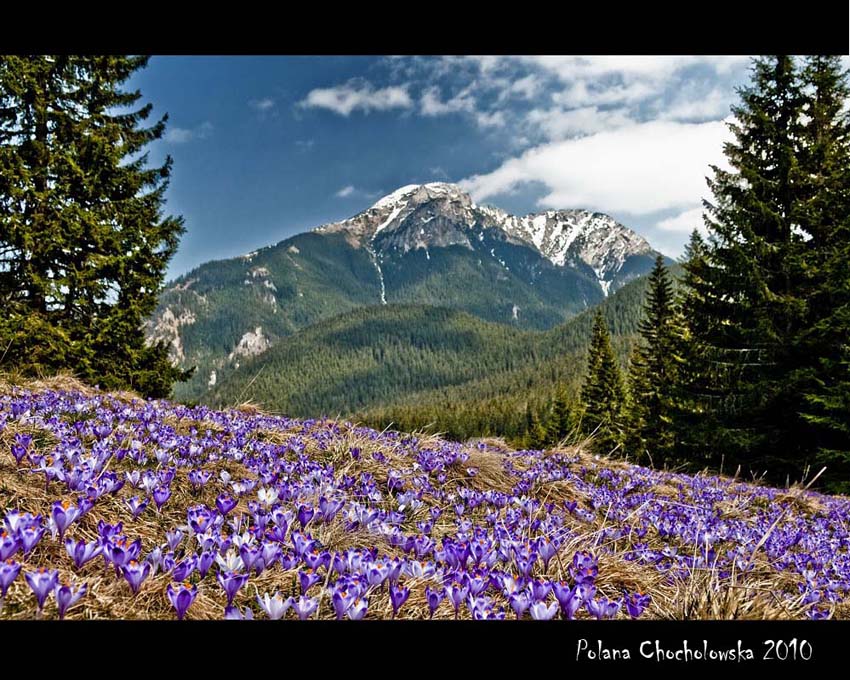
[{"x1": 130, "y1": 56, "x2": 757, "y2": 279}]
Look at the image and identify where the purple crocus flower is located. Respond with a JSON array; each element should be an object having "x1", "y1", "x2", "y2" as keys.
[
  {"x1": 302, "y1": 548, "x2": 328, "y2": 572},
  {"x1": 20, "y1": 525, "x2": 45, "y2": 555},
  {"x1": 25, "y1": 568, "x2": 59, "y2": 610},
  {"x1": 10, "y1": 442, "x2": 29, "y2": 464},
  {"x1": 152, "y1": 486, "x2": 171, "y2": 510},
  {"x1": 121, "y1": 560, "x2": 151, "y2": 594},
  {"x1": 145, "y1": 547, "x2": 164, "y2": 576},
  {"x1": 167, "y1": 582, "x2": 198, "y2": 620},
  {"x1": 347, "y1": 598, "x2": 369, "y2": 620},
  {"x1": 188, "y1": 469, "x2": 212, "y2": 490},
  {"x1": 389, "y1": 584, "x2": 410, "y2": 618},
  {"x1": 331, "y1": 587, "x2": 354, "y2": 619},
  {"x1": 65, "y1": 538, "x2": 102, "y2": 569},
  {"x1": 570, "y1": 550, "x2": 599, "y2": 585},
  {"x1": 296, "y1": 504, "x2": 314, "y2": 529},
  {"x1": 97, "y1": 520, "x2": 124, "y2": 541},
  {"x1": 165, "y1": 529, "x2": 184, "y2": 551},
  {"x1": 529, "y1": 601, "x2": 559, "y2": 620},
  {"x1": 425, "y1": 586, "x2": 445, "y2": 618},
  {"x1": 216, "y1": 493, "x2": 237, "y2": 515},
  {"x1": 624, "y1": 591, "x2": 651, "y2": 619},
  {"x1": 448, "y1": 584, "x2": 469, "y2": 617},
  {"x1": 125, "y1": 496, "x2": 148, "y2": 519},
  {"x1": 50, "y1": 501, "x2": 80, "y2": 540},
  {"x1": 366, "y1": 560, "x2": 389, "y2": 587},
  {"x1": 217, "y1": 570, "x2": 249, "y2": 606},
  {"x1": 55, "y1": 582, "x2": 87, "y2": 619},
  {"x1": 172, "y1": 556, "x2": 197, "y2": 582},
  {"x1": 256, "y1": 591, "x2": 293, "y2": 620},
  {"x1": 0, "y1": 532, "x2": 19, "y2": 561},
  {"x1": 260, "y1": 543, "x2": 281, "y2": 569},
  {"x1": 291, "y1": 595, "x2": 318, "y2": 620},
  {"x1": 536, "y1": 536, "x2": 559, "y2": 570},
  {"x1": 586, "y1": 597, "x2": 622, "y2": 620},
  {"x1": 103, "y1": 539, "x2": 131, "y2": 572},
  {"x1": 197, "y1": 551, "x2": 216, "y2": 579},
  {"x1": 239, "y1": 544, "x2": 264, "y2": 574},
  {"x1": 187, "y1": 505, "x2": 216, "y2": 534},
  {"x1": 299, "y1": 569, "x2": 322, "y2": 594},
  {"x1": 0, "y1": 560, "x2": 21, "y2": 598},
  {"x1": 530, "y1": 578, "x2": 552, "y2": 602},
  {"x1": 509, "y1": 591, "x2": 531, "y2": 619}
]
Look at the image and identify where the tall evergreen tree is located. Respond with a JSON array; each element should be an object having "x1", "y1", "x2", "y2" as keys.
[
  {"x1": 626, "y1": 256, "x2": 683, "y2": 465},
  {"x1": 680, "y1": 56, "x2": 810, "y2": 479},
  {"x1": 794, "y1": 56, "x2": 850, "y2": 490},
  {"x1": 580, "y1": 310, "x2": 625, "y2": 454},
  {"x1": 527, "y1": 409, "x2": 548, "y2": 450},
  {"x1": 0, "y1": 56, "x2": 188, "y2": 397},
  {"x1": 674, "y1": 230, "x2": 714, "y2": 464},
  {"x1": 547, "y1": 385, "x2": 573, "y2": 445}
]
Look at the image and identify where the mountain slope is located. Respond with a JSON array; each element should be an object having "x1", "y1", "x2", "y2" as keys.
[
  {"x1": 206, "y1": 271, "x2": 665, "y2": 439},
  {"x1": 149, "y1": 182, "x2": 667, "y2": 402}
]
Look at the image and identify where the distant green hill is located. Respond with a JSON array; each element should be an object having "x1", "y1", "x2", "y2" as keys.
[{"x1": 206, "y1": 269, "x2": 671, "y2": 441}]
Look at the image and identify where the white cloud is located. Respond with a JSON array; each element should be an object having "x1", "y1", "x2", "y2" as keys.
[
  {"x1": 461, "y1": 119, "x2": 732, "y2": 215},
  {"x1": 335, "y1": 185, "x2": 356, "y2": 198},
  {"x1": 660, "y1": 85, "x2": 733, "y2": 122},
  {"x1": 249, "y1": 98, "x2": 275, "y2": 111},
  {"x1": 475, "y1": 110, "x2": 506, "y2": 129},
  {"x1": 464, "y1": 55, "x2": 749, "y2": 116},
  {"x1": 164, "y1": 121, "x2": 213, "y2": 144},
  {"x1": 494, "y1": 74, "x2": 544, "y2": 102},
  {"x1": 553, "y1": 79, "x2": 657, "y2": 108},
  {"x1": 525, "y1": 106, "x2": 633, "y2": 139},
  {"x1": 420, "y1": 86, "x2": 476, "y2": 116},
  {"x1": 519, "y1": 55, "x2": 749, "y2": 82},
  {"x1": 299, "y1": 80, "x2": 413, "y2": 116},
  {"x1": 657, "y1": 206, "x2": 707, "y2": 233}
]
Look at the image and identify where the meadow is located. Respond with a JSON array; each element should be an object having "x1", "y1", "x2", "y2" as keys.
[{"x1": 0, "y1": 374, "x2": 846, "y2": 620}]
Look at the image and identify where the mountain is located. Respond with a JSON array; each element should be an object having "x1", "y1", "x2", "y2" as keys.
[
  {"x1": 147, "y1": 182, "x2": 667, "y2": 402},
  {"x1": 205, "y1": 271, "x2": 665, "y2": 441}
]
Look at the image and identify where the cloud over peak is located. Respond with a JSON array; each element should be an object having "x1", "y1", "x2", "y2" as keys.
[{"x1": 460, "y1": 118, "x2": 732, "y2": 216}]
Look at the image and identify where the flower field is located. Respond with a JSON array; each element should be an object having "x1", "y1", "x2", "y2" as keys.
[{"x1": 0, "y1": 375, "x2": 848, "y2": 620}]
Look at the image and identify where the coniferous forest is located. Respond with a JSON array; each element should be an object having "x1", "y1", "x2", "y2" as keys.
[{"x1": 1, "y1": 54, "x2": 849, "y2": 495}]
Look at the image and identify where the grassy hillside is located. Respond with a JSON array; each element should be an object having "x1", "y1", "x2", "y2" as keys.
[{"x1": 0, "y1": 376, "x2": 845, "y2": 620}]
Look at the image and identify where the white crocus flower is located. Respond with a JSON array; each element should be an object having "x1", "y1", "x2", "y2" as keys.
[
  {"x1": 256, "y1": 592, "x2": 293, "y2": 620},
  {"x1": 215, "y1": 549, "x2": 244, "y2": 573},
  {"x1": 258, "y1": 487, "x2": 279, "y2": 506}
]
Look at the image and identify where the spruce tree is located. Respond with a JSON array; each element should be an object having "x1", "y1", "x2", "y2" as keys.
[
  {"x1": 626, "y1": 256, "x2": 683, "y2": 465},
  {"x1": 547, "y1": 386, "x2": 573, "y2": 445},
  {"x1": 794, "y1": 56, "x2": 850, "y2": 489},
  {"x1": 526, "y1": 409, "x2": 547, "y2": 450},
  {"x1": 680, "y1": 56, "x2": 809, "y2": 479},
  {"x1": 0, "y1": 56, "x2": 188, "y2": 397},
  {"x1": 674, "y1": 230, "x2": 714, "y2": 465},
  {"x1": 580, "y1": 310, "x2": 625, "y2": 454}
]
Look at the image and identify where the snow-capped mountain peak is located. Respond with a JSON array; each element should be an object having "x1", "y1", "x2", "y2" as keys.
[
  {"x1": 493, "y1": 209, "x2": 655, "y2": 295},
  {"x1": 315, "y1": 183, "x2": 660, "y2": 296}
]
